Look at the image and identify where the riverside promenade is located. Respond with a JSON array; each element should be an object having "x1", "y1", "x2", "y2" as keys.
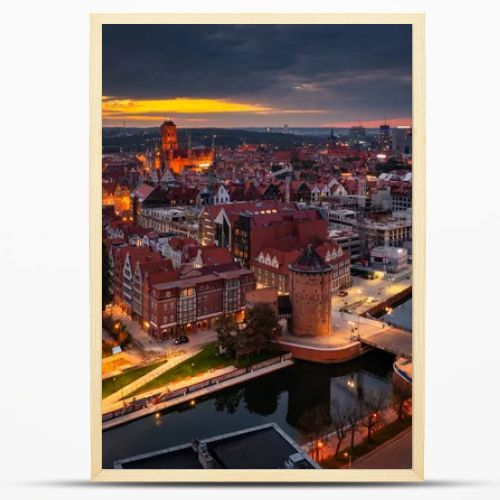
[
  {"x1": 102, "y1": 354, "x2": 294, "y2": 430},
  {"x1": 275, "y1": 312, "x2": 411, "y2": 363},
  {"x1": 102, "y1": 349, "x2": 202, "y2": 412}
]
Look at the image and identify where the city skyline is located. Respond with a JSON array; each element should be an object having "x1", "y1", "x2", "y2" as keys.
[{"x1": 103, "y1": 24, "x2": 412, "y2": 128}]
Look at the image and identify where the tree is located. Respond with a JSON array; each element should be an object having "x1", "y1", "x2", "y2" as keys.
[
  {"x1": 331, "y1": 401, "x2": 349, "y2": 458},
  {"x1": 361, "y1": 389, "x2": 390, "y2": 442},
  {"x1": 214, "y1": 314, "x2": 238, "y2": 358},
  {"x1": 298, "y1": 404, "x2": 331, "y2": 463},
  {"x1": 102, "y1": 243, "x2": 113, "y2": 311},
  {"x1": 345, "y1": 401, "x2": 363, "y2": 449},
  {"x1": 243, "y1": 303, "x2": 282, "y2": 355},
  {"x1": 392, "y1": 384, "x2": 412, "y2": 421}
]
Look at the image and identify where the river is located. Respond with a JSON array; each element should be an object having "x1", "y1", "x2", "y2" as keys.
[
  {"x1": 382, "y1": 298, "x2": 412, "y2": 331},
  {"x1": 104, "y1": 298, "x2": 413, "y2": 468},
  {"x1": 103, "y1": 349, "x2": 398, "y2": 468}
]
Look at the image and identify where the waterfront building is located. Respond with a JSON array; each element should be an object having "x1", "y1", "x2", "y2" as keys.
[
  {"x1": 370, "y1": 246, "x2": 409, "y2": 274},
  {"x1": 252, "y1": 240, "x2": 350, "y2": 294},
  {"x1": 145, "y1": 264, "x2": 255, "y2": 339},
  {"x1": 329, "y1": 210, "x2": 412, "y2": 256},
  {"x1": 114, "y1": 423, "x2": 319, "y2": 470},
  {"x1": 289, "y1": 245, "x2": 333, "y2": 338},
  {"x1": 360, "y1": 216, "x2": 412, "y2": 254}
]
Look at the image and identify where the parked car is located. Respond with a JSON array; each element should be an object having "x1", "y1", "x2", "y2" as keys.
[
  {"x1": 338, "y1": 290, "x2": 348, "y2": 297},
  {"x1": 173, "y1": 335, "x2": 189, "y2": 345}
]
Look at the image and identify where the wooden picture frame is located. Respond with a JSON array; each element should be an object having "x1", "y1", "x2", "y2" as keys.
[{"x1": 90, "y1": 13, "x2": 425, "y2": 482}]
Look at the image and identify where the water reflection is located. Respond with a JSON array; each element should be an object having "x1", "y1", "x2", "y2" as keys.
[
  {"x1": 103, "y1": 350, "x2": 395, "y2": 468},
  {"x1": 382, "y1": 298, "x2": 412, "y2": 331}
]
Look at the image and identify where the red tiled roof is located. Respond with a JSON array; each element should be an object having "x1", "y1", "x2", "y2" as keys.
[
  {"x1": 147, "y1": 269, "x2": 180, "y2": 285},
  {"x1": 169, "y1": 236, "x2": 197, "y2": 251},
  {"x1": 201, "y1": 246, "x2": 233, "y2": 266},
  {"x1": 137, "y1": 259, "x2": 174, "y2": 277},
  {"x1": 201, "y1": 200, "x2": 281, "y2": 219},
  {"x1": 133, "y1": 183, "x2": 156, "y2": 201}
]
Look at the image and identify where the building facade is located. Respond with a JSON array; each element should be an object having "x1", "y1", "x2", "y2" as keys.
[
  {"x1": 251, "y1": 240, "x2": 350, "y2": 294},
  {"x1": 146, "y1": 266, "x2": 255, "y2": 340},
  {"x1": 232, "y1": 207, "x2": 328, "y2": 267},
  {"x1": 160, "y1": 119, "x2": 214, "y2": 174}
]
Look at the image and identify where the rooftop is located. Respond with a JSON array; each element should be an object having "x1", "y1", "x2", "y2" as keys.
[
  {"x1": 114, "y1": 423, "x2": 319, "y2": 470},
  {"x1": 289, "y1": 244, "x2": 333, "y2": 274}
]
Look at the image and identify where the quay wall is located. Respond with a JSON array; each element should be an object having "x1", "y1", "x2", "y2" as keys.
[
  {"x1": 274, "y1": 340, "x2": 361, "y2": 364},
  {"x1": 363, "y1": 286, "x2": 412, "y2": 319},
  {"x1": 103, "y1": 354, "x2": 293, "y2": 430}
]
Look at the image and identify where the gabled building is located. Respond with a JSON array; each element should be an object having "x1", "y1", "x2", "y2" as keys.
[
  {"x1": 251, "y1": 240, "x2": 350, "y2": 294},
  {"x1": 110, "y1": 245, "x2": 163, "y2": 315},
  {"x1": 145, "y1": 264, "x2": 255, "y2": 339}
]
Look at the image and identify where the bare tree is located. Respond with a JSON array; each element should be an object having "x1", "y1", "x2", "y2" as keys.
[
  {"x1": 298, "y1": 404, "x2": 331, "y2": 463},
  {"x1": 361, "y1": 388, "x2": 390, "y2": 442},
  {"x1": 345, "y1": 401, "x2": 363, "y2": 450},
  {"x1": 392, "y1": 384, "x2": 412, "y2": 421},
  {"x1": 331, "y1": 401, "x2": 349, "y2": 458}
]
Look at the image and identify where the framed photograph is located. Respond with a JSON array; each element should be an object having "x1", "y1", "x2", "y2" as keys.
[{"x1": 90, "y1": 13, "x2": 425, "y2": 482}]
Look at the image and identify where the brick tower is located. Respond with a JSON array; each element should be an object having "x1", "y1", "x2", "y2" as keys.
[
  {"x1": 160, "y1": 119, "x2": 178, "y2": 160},
  {"x1": 289, "y1": 244, "x2": 333, "y2": 337}
]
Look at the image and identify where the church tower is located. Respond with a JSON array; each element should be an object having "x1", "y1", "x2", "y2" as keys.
[{"x1": 160, "y1": 119, "x2": 178, "y2": 160}]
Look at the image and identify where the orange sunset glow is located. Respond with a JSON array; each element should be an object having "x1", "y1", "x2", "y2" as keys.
[{"x1": 102, "y1": 97, "x2": 272, "y2": 119}]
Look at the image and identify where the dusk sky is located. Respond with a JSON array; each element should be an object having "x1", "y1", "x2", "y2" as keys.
[{"x1": 103, "y1": 24, "x2": 412, "y2": 128}]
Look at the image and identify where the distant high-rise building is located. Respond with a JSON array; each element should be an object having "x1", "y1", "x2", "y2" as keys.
[
  {"x1": 392, "y1": 126, "x2": 412, "y2": 156},
  {"x1": 380, "y1": 123, "x2": 391, "y2": 151},
  {"x1": 349, "y1": 126, "x2": 366, "y2": 145}
]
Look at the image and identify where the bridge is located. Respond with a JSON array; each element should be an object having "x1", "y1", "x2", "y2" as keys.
[{"x1": 358, "y1": 325, "x2": 412, "y2": 360}]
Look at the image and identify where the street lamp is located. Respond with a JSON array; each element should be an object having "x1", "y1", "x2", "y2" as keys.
[{"x1": 344, "y1": 451, "x2": 352, "y2": 468}]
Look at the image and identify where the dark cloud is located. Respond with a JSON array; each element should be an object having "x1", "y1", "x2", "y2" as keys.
[{"x1": 103, "y1": 24, "x2": 412, "y2": 126}]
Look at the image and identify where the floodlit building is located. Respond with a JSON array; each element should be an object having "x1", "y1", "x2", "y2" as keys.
[
  {"x1": 252, "y1": 240, "x2": 350, "y2": 294},
  {"x1": 160, "y1": 120, "x2": 215, "y2": 174},
  {"x1": 370, "y1": 246, "x2": 409, "y2": 274},
  {"x1": 289, "y1": 245, "x2": 333, "y2": 338}
]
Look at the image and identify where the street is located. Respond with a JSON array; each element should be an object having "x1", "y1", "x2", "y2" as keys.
[
  {"x1": 352, "y1": 428, "x2": 412, "y2": 469},
  {"x1": 332, "y1": 275, "x2": 411, "y2": 314},
  {"x1": 106, "y1": 305, "x2": 217, "y2": 362}
]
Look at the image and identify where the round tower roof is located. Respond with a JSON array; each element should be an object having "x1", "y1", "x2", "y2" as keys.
[{"x1": 289, "y1": 244, "x2": 332, "y2": 274}]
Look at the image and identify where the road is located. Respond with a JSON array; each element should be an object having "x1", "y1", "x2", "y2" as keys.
[
  {"x1": 106, "y1": 305, "x2": 217, "y2": 361},
  {"x1": 332, "y1": 276, "x2": 411, "y2": 314},
  {"x1": 352, "y1": 428, "x2": 412, "y2": 469}
]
